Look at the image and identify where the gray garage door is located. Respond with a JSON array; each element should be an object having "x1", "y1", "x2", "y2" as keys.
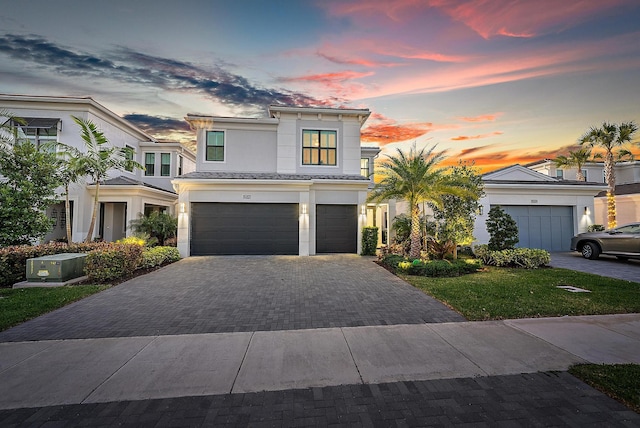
[
  {"x1": 191, "y1": 203, "x2": 299, "y2": 255},
  {"x1": 498, "y1": 205, "x2": 574, "y2": 252},
  {"x1": 316, "y1": 204, "x2": 357, "y2": 253}
]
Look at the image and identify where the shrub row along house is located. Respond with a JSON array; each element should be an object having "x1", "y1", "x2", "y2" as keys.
[{"x1": 5, "y1": 93, "x2": 634, "y2": 255}]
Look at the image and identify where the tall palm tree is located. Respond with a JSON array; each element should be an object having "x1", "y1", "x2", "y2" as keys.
[
  {"x1": 70, "y1": 116, "x2": 142, "y2": 242},
  {"x1": 579, "y1": 121, "x2": 637, "y2": 228},
  {"x1": 552, "y1": 147, "x2": 595, "y2": 181},
  {"x1": 368, "y1": 144, "x2": 473, "y2": 259},
  {"x1": 53, "y1": 143, "x2": 87, "y2": 243}
]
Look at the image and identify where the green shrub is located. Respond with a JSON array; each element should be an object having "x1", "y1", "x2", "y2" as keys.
[
  {"x1": 0, "y1": 242, "x2": 112, "y2": 287},
  {"x1": 84, "y1": 244, "x2": 143, "y2": 283},
  {"x1": 486, "y1": 206, "x2": 519, "y2": 250},
  {"x1": 380, "y1": 254, "x2": 481, "y2": 277},
  {"x1": 129, "y1": 212, "x2": 178, "y2": 246},
  {"x1": 140, "y1": 246, "x2": 180, "y2": 269},
  {"x1": 588, "y1": 224, "x2": 605, "y2": 232},
  {"x1": 361, "y1": 227, "x2": 379, "y2": 256},
  {"x1": 117, "y1": 236, "x2": 146, "y2": 247},
  {"x1": 474, "y1": 245, "x2": 549, "y2": 268}
]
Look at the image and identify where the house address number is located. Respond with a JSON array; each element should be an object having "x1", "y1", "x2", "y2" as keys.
[{"x1": 243, "y1": 195, "x2": 251, "y2": 199}]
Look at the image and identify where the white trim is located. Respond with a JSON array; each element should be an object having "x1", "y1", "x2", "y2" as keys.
[{"x1": 203, "y1": 129, "x2": 227, "y2": 164}]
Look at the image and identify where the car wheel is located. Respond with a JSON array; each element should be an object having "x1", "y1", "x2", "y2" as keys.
[{"x1": 581, "y1": 242, "x2": 600, "y2": 260}]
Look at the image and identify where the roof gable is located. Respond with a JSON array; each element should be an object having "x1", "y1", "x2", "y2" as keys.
[{"x1": 483, "y1": 164, "x2": 558, "y2": 182}]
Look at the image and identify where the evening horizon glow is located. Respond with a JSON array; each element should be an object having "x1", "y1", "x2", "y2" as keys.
[{"x1": 1, "y1": 0, "x2": 639, "y2": 172}]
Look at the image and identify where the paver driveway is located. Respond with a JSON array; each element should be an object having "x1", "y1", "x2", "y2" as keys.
[{"x1": 0, "y1": 255, "x2": 464, "y2": 342}]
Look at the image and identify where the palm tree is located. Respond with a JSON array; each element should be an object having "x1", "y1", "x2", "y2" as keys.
[
  {"x1": 552, "y1": 147, "x2": 595, "y2": 181},
  {"x1": 368, "y1": 144, "x2": 473, "y2": 259},
  {"x1": 579, "y1": 121, "x2": 637, "y2": 228},
  {"x1": 70, "y1": 116, "x2": 142, "y2": 242},
  {"x1": 53, "y1": 144, "x2": 87, "y2": 243}
]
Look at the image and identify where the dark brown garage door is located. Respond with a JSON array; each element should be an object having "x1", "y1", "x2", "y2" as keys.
[
  {"x1": 191, "y1": 203, "x2": 299, "y2": 255},
  {"x1": 316, "y1": 204, "x2": 357, "y2": 253}
]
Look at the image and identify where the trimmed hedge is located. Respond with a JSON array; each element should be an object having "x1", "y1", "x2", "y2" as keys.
[
  {"x1": 140, "y1": 246, "x2": 181, "y2": 269},
  {"x1": 361, "y1": 227, "x2": 379, "y2": 256},
  {"x1": 474, "y1": 245, "x2": 550, "y2": 269},
  {"x1": 0, "y1": 242, "x2": 113, "y2": 287},
  {"x1": 380, "y1": 254, "x2": 481, "y2": 277},
  {"x1": 84, "y1": 244, "x2": 144, "y2": 283},
  {"x1": 1, "y1": 242, "x2": 182, "y2": 287}
]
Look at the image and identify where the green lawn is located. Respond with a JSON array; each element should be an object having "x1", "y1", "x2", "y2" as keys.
[
  {"x1": 570, "y1": 364, "x2": 640, "y2": 413},
  {"x1": 0, "y1": 285, "x2": 108, "y2": 332},
  {"x1": 401, "y1": 266, "x2": 640, "y2": 320}
]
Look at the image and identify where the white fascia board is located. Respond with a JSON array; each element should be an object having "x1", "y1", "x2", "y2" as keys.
[
  {"x1": 185, "y1": 114, "x2": 278, "y2": 130},
  {"x1": 0, "y1": 94, "x2": 155, "y2": 142},
  {"x1": 86, "y1": 184, "x2": 177, "y2": 201},
  {"x1": 484, "y1": 182, "x2": 608, "y2": 191}
]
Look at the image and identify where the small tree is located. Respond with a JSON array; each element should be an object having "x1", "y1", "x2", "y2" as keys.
[
  {"x1": 429, "y1": 162, "x2": 484, "y2": 259},
  {"x1": 486, "y1": 206, "x2": 519, "y2": 251},
  {"x1": 129, "y1": 211, "x2": 178, "y2": 246},
  {"x1": 0, "y1": 123, "x2": 62, "y2": 246}
]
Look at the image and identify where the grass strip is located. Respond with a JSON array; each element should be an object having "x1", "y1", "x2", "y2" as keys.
[
  {"x1": 401, "y1": 266, "x2": 640, "y2": 320},
  {"x1": 570, "y1": 364, "x2": 640, "y2": 413},
  {"x1": 0, "y1": 285, "x2": 108, "y2": 332}
]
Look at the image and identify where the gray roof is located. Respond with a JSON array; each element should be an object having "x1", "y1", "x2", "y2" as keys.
[
  {"x1": 94, "y1": 176, "x2": 176, "y2": 194},
  {"x1": 178, "y1": 171, "x2": 369, "y2": 181},
  {"x1": 483, "y1": 179, "x2": 605, "y2": 186},
  {"x1": 596, "y1": 182, "x2": 640, "y2": 197}
]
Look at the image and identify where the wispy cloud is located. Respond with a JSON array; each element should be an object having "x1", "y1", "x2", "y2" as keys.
[
  {"x1": 0, "y1": 34, "x2": 328, "y2": 110},
  {"x1": 457, "y1": 113, "x2": 503, "y2": 122},
  {"x1": 362, "y1": 113, "x2": 457, "y2": 145},
  {"x1": 451, "y1": 131, "x2": 503, "y2": 141},
  {"x1": 280, "y1": 70, "x2": 374, "y2": 99}
]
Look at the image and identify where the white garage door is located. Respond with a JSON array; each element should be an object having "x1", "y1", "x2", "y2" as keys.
[{"x1": 498, "y1": 206, "x2": 574, "y2": 252}]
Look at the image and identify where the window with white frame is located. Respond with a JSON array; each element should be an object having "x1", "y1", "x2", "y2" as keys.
[
  {"x1": 361, "y1": 158, "x2": 370, "y2": 177},
  {"x1": 302, "y1": 129, "x2": 337, "y2": 166},
  {"x1": 556, "y1": 169, "x2": 564, "y2": 179},
  {"x1": 177, "y1": 155, "x2": 183, "y2": 176},
  {"x1": 581, "y1": 169, "x2": 587, "y2": 181},
  {"x1": 145, "y1": 153, "x2": 155, "y2": 176},
  {"x1": 206, "y1": 130, "x2": 225, "y2": 161},
  {"x1": 12, "y1": 117, "x2": 59, "y2": 152},
  {"x1": 160, "y1": 153, "x2": 171, "y2": 176}
]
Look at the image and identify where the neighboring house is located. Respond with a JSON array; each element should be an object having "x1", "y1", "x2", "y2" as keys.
[
  {"x1": 476, "y1": 165, "x2": 606, "y2": 251},
  {"x1": 172, "y1": 105, "x2": 376, "y2": 257},
  {"x1": 0, "y1": 94, "x2": 195, "y2": 242},
  {"x1": 528, "y1": 159, "x2": 640, "y2": 226}
]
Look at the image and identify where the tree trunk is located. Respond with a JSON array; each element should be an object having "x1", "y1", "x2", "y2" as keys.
[
  {"x1": 85, "y1": 182, "x2": 100, "y2": 243},
  {"x1": 576, "y1": 170, "x2": 585, "y2": 182},
  {"x1": 604, "y1": 151, "x2": 616, "y2": 228},
  {"x1": 65, "y1": 184, "x2": 72, "y2": 243},
  {"x1": 452, "y1": 242, "x2": 458, "y2": 260},
  {"x1": 409, "y1": 204, "x2": 421, "y2": 259}
]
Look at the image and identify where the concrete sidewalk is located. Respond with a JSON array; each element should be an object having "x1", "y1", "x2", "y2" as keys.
[{"x1": 1, "y1": 313, "x2": 638, "y2": 411}]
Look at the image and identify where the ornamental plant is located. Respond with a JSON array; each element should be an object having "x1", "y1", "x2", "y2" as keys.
[{"x1": 486, "y1": 206, "x2": 519, "y2": 251}]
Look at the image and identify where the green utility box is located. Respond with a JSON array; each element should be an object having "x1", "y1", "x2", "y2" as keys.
[{"x1": 26, "y1": 253, "x2": 88, "y2": 282}]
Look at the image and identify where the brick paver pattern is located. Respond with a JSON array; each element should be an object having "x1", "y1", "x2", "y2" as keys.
[
  {"x1": 1, "y1": 373, "x2": 638, "y2": 427},
  {"x1": 0, "y1": 255, "x2": 464, "y2": 342}
]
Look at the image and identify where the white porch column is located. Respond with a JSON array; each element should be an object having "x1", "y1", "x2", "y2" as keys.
[
  {"x1": 299, "y1": 191, "x2": 310, "y2": 256},
  {"x1": 177, "y1": 189, "x2": 190, "y2": 258}
]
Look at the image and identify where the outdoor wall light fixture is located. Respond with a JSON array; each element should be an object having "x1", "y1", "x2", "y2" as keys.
[
  {"x1": 584, "y1": 206, "x2": 589, "y2": 215},
  {"x1": 179, "y1": 202, "x2": 186, "y2": 213},
  {"x1": 301, "y1": 204, "x2": 307, "y2": 215}
]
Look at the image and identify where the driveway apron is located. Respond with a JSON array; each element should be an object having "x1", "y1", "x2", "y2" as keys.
[
  {"x1": 550, "y1": 252, "x2": 640, "y2": 282},
  {"x1": 0, "y1": 255, "x2": 464, "y2": 342}
]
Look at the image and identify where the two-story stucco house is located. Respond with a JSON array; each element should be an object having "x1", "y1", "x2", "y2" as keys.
[
  {"x1": 0, "y1": 94, "x2": 195, "y2": 243},
  {"x1": 172, "y1": 105, "x2": 378, "y2": 257}
]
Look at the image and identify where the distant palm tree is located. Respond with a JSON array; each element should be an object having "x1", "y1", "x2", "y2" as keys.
[
  {"x1": 69, "y1": 116, "x2": 142, "y2": 242},
  {"x1": 579, "y1": 121, "x2": 637, "y2": 228},
  {"x1": 368, "y1": 144, "x2": 472, "y2": 259},
  {"x1": 552, "y1": 147, "x2": 595, "y2": 181},
  {"x1": 53, "y1": 143, "x2": 88, "y2": 243}
]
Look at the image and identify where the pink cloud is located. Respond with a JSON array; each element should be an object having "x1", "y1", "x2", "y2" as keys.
[
  {"x1": 451, "y1": 131, "x2": 503, "y2": 141},
  {"x1": 458, "y1": 113, "x2": 503, "y2": 122},
  {"x1": 362, "y1": 113, "x2": 458, "y2": 145}
]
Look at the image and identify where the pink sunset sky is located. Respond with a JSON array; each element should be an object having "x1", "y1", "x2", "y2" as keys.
[{"x1": 1, "y1": 0, "x2": 639, "y2": 172}]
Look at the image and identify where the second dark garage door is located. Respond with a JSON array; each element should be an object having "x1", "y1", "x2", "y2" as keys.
[
  {"x1": 316, "y1": 204, "x2": 357, "y2": 253},
  {"x1": 191, "y1": 203, "x2": 299, "y2": 255}
]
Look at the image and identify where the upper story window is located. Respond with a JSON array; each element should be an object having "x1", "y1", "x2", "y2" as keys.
[
  {"x1": 302, "y1": 129, "x2": 336, "y2": 166},
  {"x1": 161, "y1": 153, "x2": 171, "y2": 177},
  {"x1": 145, "y1": 153, "x2": 155, "y2": 176},
  {"x1": 124, "y1": 145, "x2": 134, "y2": 172},
  {"x1": 12, "y1": 117, "x2": 59, "y2": 152},
  {"x1": 556, "y1": 169, "x2": 564, "y2": 179},
  {"x1": 177, "y1": 155, "x2": 183, "y2": 176},
  {"x1": 206, "y1": 131, "x2": 225, "y2": 162},
  {"x1": 361, "y1": 158, "x2": 370, "y2": 178},
  {"x1": 581, "y1": 169, "x2": 587, "y2": 181}
]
